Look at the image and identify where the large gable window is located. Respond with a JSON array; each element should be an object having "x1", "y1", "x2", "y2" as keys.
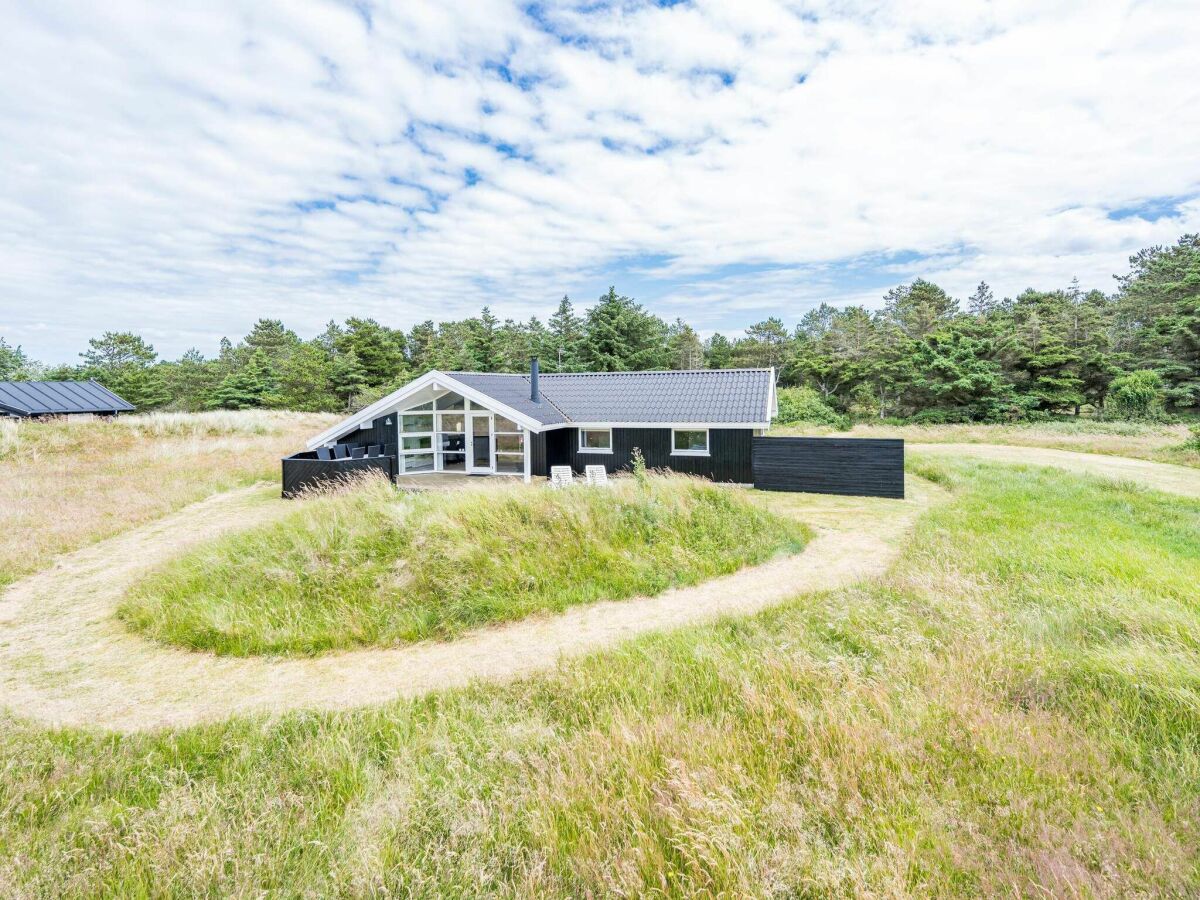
[
  {"x1": 578, "y1": 428, "x2": 612, "y2": 453},
  {"x1": 671, "y1": 428, "x2": 709, "y2": 456}
]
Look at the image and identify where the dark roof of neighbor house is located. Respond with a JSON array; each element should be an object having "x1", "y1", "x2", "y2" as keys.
[
  {"x1": 0, "y1": 380, "x2": 136, "y2": 416},
  {"x1": 450, "y1": 368, "x2": 774, "y2": 425}
]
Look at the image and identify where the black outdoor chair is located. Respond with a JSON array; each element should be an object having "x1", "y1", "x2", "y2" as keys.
[
  {"x1": 351, "y1": 447, "x2": 367, "y2": 459},
  {"x1": 333, "y1": 445, "x2": 350, "y2": 460},
  {"x1": 316, "y1": 447, "x2": 333, "y2": 461},
  {"x1": 366, "y1": 444, "x2": 382, "y2": 457}
]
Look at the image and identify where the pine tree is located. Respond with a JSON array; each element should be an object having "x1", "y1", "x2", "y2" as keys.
[
  {"x1": 275, "y1": 342, "x2": 338, "y2": 411},
  {"x1": 407, "y1": 321, "x2": 437, "y2": 372},
  {"x1": 335, "y1": 317, "x2": 407, "y2": 385},
  {"x1": 968, "y1": 281, "x2": 996, "y2": 318},
  {"x1": 579, "y1": 288, "x2": 668, "y2": 371},
  {"x1": 244, "y1": 319, "x2": 300, "y2": 360},
  {"x1": 330, "y1": 349, "x2": 370, "y2": 410},
  {"x1": 465, "y1": 307, "x2": 501, "y2": 371},
  {"x1": 703, "y1": 333, "x2": 734, "y2": 369},
  {"x1": 882, "y1": 279, "x2": 960, "y2": 339},
  {"x1": 79, "y1": 331, "x2": 169, "y2": 410},
  {"x1": 163, "y1": 348, "x2": 220, "y2": 411},
  {"x1": 908, "y1": 323, "x2": 1017, "y2": 421},
  {"x1": 734, "y1": 318, "x2": 792, "y2": 369},
  {"x1": 207, "y1": 350, "x2": 279, "y2": 409},
  {"x1": 667, "y1": 319, "x2": 705, "y2": 369},
  {"x1": 0, "y1": 338, "x2": 32, "y2": 380},
  {"x1": 547, "y1": 296, "x2": 583, "y2": 372},
  {"x1": 1114, "y1": 234, "x2": 1200, "y2": 408}
]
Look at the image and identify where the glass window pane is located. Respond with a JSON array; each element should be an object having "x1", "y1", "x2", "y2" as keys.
[
  {"x1": 438, "y1": 432, "x2": 466, "y2": 452},
  {"x1": 673, "y1": 430, "x2": 707, "y2": 452},
  {"x1": 440, "y1": 452, "x2": 465, "y2": 472},
  {"x1": 581, "y1": 429, "x2": 611, "y2": 450},
  {"x1": 402, "y1": 435, "x2": 432, "y2": 451},
  {"x1": 495, "y1": 433, "x2": 523, "y2": 454},
  {"x1": 438, "y1": 413, "x2": 465, "y2": 433},
  {"x1": 402, "y1": 453, "x2": 434, "y2": 472},
  {"x1": 494, "y1": 455, "x2": 522, "y2": 474},
  {"x1": 404, "y1": 401, "x2": 433, "y2": 411},
  {"x1": 435, "y1": 392, "x2": 465, "y2": 410},
  {"x1": 472, "y1": 415, "x2": 490, "y2": 436},
  {"x1": 493, "y1": 415, "x2": 519, "y2": 433},
  {"x1": 401, "y1": 414, "x2": 433, "y2": 434}
]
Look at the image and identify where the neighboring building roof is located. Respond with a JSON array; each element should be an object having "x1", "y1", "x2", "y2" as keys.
[{"x1": 0, "y1": 380, "x2": 136, "y2": 416}]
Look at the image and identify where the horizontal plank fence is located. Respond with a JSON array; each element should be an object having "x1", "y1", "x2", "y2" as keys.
[
  {"x1": 751, "y1": 437, "x2": 904, "y2": 499},
  {"x1": 281, "y1": 453, "x2": 395, "y2": 498}
]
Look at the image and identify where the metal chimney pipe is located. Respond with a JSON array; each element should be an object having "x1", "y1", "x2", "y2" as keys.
[{"x1": 530, "y1": 356, "x2": 540, "y2": 402}]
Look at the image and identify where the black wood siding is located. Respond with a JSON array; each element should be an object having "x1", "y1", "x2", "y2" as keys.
[
  {"x1": 337, "y1": 414, "x2": 396, "y2": 455},
  {"x1": 544, "y1": 427, "x2": 753, "y2": 483},
  {"x1": 281, "y1": 453, "x2": 396, "y2": 498},
  {"x1": 751, "y1": 437, "x2": 904, "y2": 499}
]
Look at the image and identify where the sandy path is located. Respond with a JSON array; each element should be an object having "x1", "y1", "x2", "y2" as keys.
[
  {"x1": 5, "y1": 442, "x2": 1190, "y2": 733},
  {"x1": 908, "y1": 443, "x2": 1200, "y2": 498},
  {"x1": 0, "y1": 481, "x2": 933, "y2": 732}
]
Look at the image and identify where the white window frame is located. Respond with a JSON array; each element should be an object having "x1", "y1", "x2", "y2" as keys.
[
  {"x1": 578, "y1": 427, "x2": 612, "y2": 454},
  {"x1": 492, "y1": 416, "x2": 525, "y2": 475},
  {"x1": 670, "y1": 427, "x2": 710, "y2": 457},
  {"x1": 397, "y1": 405, "x2": 436, "y2": 475},
  {"x1": 435, "y1": 410, "x2": 467, "y2": 473}
]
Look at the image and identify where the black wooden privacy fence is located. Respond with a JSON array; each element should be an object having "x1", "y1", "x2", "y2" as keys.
[
  {"x1": 281, "y1": 452, "x2": 395, "y2": 498},
  {"x1": 751, "y1": 436, "x2": 905, "y2": 499}
]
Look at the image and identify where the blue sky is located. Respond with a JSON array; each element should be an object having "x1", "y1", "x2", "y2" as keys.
[{"x1": 1, "y1": 0, "x2": 1199, "y2": 362}]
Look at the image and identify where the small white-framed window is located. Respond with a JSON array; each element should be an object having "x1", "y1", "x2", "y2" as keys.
[
  {"x1": 671, "y1": 428, "x2": 709, "y2": 456},
  {"x1": 578, "y1": 428, "x2": 612, "y2": 453},
  {"x1": 397, "y1": 411, "x2": 435, "y2": 474},
  {"x1": 493, "y1": 416, "x2": 524, "y2": 473}
]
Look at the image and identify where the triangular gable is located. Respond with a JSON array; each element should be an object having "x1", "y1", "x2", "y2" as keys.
[{"x1": 305, "y1": 371, "x2": 544, "y2": 450}]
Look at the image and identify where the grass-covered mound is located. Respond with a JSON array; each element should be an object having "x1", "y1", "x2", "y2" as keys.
[
  {"x1": 8, "y1": 460, "x2": 1200, "y2": 895},
  {"x1": 119, "y1": 474, "x2": 809, "y2": 656}
]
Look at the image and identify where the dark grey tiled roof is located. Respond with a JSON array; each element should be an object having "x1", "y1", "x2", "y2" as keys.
[
  {"x1": 450, "y1": 369, "x2": 773, "y2": 426},
  {"x1": 450, "y1": 372, "x2": 569, "y2": 425},
  {"x1": 0, "y1": 380, "x2": 135, "y2": 416}
]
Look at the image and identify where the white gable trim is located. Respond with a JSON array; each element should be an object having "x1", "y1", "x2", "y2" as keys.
[{"x1": 305, "y1": 371, "x2": 543, "y2": 450}]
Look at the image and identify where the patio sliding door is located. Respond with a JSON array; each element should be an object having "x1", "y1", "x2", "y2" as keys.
[{"x1": 468, "y1": 412, "x2": 492, "y2": 474}]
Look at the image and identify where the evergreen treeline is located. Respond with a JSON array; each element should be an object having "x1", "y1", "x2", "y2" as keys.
[{"x1": 2, "y1": 235, "x2": 1197, "y2": 422}]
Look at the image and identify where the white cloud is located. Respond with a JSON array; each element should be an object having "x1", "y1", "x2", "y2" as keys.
[{"x1": 0, "y1": 0, "x2": 1198, "y2": 360}]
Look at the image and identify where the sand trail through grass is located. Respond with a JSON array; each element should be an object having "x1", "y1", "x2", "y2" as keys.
[
  {"x1": 910, "y1": 442, "x2": 1200, "y2": 497},
  {"x1": 0, "y1": 479, "x2": 931, "y2": 732},
  {"x1": 5, "y1": 441, "x2": 1194, "y2": 733}
]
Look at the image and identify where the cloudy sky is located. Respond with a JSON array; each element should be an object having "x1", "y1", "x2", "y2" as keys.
[{"x1": 2, "y1": 0, "x2": 1199, "y2": 362}]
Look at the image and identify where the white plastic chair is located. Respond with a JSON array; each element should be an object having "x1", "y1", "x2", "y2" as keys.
[
  {"x1": 584, "y1": 465, "x2": 609, "y2": 487},
  {"x1": 550, "y1": 465, "x2": 575, "y2": 489}
]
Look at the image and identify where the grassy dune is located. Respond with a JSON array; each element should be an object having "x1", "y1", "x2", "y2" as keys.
[
  {"x1": 119, "y1": 475, "x2": 810, "y2": 655},
  {"x1": 0, "y1": 410, "x2": 335, "y2": 588},
  {"x1": 772, "y1": 418, "x2": 1200, "y2": 468},
  {"x1": 2, "y1": 461, "x2": 1198, "y2": 895}
]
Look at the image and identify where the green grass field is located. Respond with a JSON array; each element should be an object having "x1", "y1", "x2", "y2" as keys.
[
  {"x1": 3, "y1": 458, "x2": 1198, "y2": 896},
  {"x1": 118, "y1": 475, "x2": 809, "y2": 656}
]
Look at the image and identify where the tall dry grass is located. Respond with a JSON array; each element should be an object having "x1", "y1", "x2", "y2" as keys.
[
  {"x1": 120, "y1": 473, "x2": 809, "y2": 655},
  {"x1": 1, "y1": 462, "x2": 1197, "y2": 895},
  {"x1": 0, "y1": 410, "x2": 336, "y2": 588},
  {"x1": 773, "y1": 419, "x2": 1200, "y2": 467}
]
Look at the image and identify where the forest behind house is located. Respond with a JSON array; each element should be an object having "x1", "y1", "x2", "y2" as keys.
[{"x1": 2, "y1": 234, "x2": 1197, "y2": 426}]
